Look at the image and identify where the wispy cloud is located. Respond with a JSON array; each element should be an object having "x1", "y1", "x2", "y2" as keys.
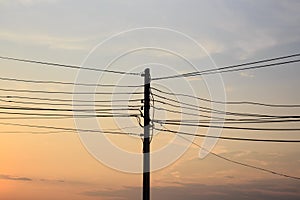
[
  {"x1": 0, "y1": 174, "x2": 67, "y2": 183},
  {"x1": 240, "y1": 72, "x2": 255, "y2": 78},
  {"x1": 0, "y1": 174, "x2": 32, "y2": 181},
  {"x1": 0, "y1": 30, "x2": 91, "y2": 50},
  {"x1": 81, "y1": 179, "x2": 300, "y2": 200},
  {"x1": 39, "y1": 178, "x2": 65, "y2": 183},
  {"x1": 235, "y1": 31, "x2": 278, "y2": 59}
]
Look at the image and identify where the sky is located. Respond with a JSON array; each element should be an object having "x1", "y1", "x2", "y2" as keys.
[{"x1": 0, "y1": 0, "x2": 300, "y2": 199}]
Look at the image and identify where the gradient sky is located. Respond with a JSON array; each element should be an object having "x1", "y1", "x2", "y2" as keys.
[{"x1": 1, "y1": 0, "x2": 300, "y2": 199}]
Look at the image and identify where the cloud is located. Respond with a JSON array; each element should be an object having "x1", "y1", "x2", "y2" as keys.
[
  {"x1": 225, "y1": 85, "x2": 235, "y2": 93},
  {"x1": 199, "y1": 38, "x2": 225, "y2": 55},
  {"x1": 39, "y1": 178, "x2": 65, "y2": 183},
  {"x1": 81, "y1": 179, "x2": 300, "y2": 200},
  {"x1": 203, "y1": 1, "x2": 300, "y2": 59},
  {"x1": 0, "y1": 174, "x2": 32, "y2": 181},
  {"x1": 0, "y1": 30, "x2": 90, "y2": 50},
  {"x1": 234, "y1": 31, "x2": 278, "y2": 59},
  {"x1": 240, "y1": 72, "x2": 255, "y2": 78},
  {"x1": 186, "y1": 76, "x2": 203, "y2": 81},
  {"x1": 0, "y1": 174, "x2": 68, "y2": 183}
]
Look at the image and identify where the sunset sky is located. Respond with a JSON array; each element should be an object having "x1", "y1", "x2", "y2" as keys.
[{"x1": 1, "y1": 0, "x2": 300, "y2": 199}]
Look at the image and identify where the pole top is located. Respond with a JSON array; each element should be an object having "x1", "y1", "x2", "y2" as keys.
[{"x1": 141, "y1": 68, "x2": 150, "y2": 77}]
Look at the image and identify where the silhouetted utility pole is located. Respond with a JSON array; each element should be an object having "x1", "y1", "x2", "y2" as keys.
[{"x1": 142, "y1": 68, "x2": 151, "y2": 200}]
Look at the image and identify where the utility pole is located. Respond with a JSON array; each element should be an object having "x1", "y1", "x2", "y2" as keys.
[{"x1": 142, "y1": 68, "x2": 151, "y2": 200}]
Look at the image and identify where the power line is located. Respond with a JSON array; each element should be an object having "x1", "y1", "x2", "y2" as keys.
[
  {"x1": 0, "y1": 98, "x2": 141, "y2": 108},
  {"x1": 0, "y1": 95, "x2": 142, "y2": 103},
  {"x1": 151, "y1": 87, "x2": 300, "y2": 108},
  {"x1": 154, "y1": 121, "x2": 300, "y2": 131},
  {"x1": 170, "y1": 126, "x2": 300, "y2": 180},
  {"x1": 152, "y1": 53, "x2": 300, "y2": 80},
  {"x1": 153, "y1": 93, "x2": 300, "y2": 118},
  {"x1": 152, "y1": 104, "x2": 300, "y2": 122},
  {"x1": 9, "y1": 98, "x2": 300, "y2": 123},
  {"x1": 154, "y1": 126, "x2": 300, "y2": 143},
  {"x1": 153, "y1": 98, "x2": 217, "y2": 116},
  {"x1": 0, "y1": 125, "x2": 141, "y2": 134},
  {"x1": 152, "y1": 102, "x2": 300, "y2": 120},
  {"x1": 2, "y1": 91, "x2": 298, "y2": 124},
  {"x1": 0, "y1": 115, "x2": 136, "y2": 121},
  {"x1": 0, "y1": 76, "x2": 143, "y2": 88},
  {"x1": 201, "y1": 59, "x2": 300, "y2": 76},
  {"x1": 0, "y1": 122, "x2": 140, "y2": 136},
  {"x1": 0, "y1": 116, "x2": 82, "y2": 120},
  {"x1": 177, "y1": 53, "x2": 300, "y2": 78},
  {"x1": 0, "y1": 56, "x2": 141, "y2": 75},
  {"x1": 153, "y1": 118, "x2": 300, "y2": 124},
  {"x1": 0, "y1": 111, "x2": 140, "y2": 118},
  {"x1": 153, "y1": 96, "x2": 235, "y2": 120},
  {"x1": 150, "y1": 88, "x2": 156, "y2": 142},
  {"x1": 0, "y1": 130, "x2": 74, "y2": 134},
  {"x1": 152, "y1": 105, "x2": 205, "y2": 118},
  {"x1": 0, "y1": 105, "x2": 139, "y2": 113},
  {"x1": 0, "y1": 88, "x2": 143, "y2": 95}
]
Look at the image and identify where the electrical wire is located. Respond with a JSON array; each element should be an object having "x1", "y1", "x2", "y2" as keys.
[
  {"x1": 0, "y1": 115, "x2": 142, "y2": 120},
  {"x1": 202, "y1": 59, "x2": 300, "y2": 76},
  {"x1": 152, "y1": 104, "x2": 300, "y2": 122},
  {"x1": 153, "y1": 93, "x2": 300, "y2": 119},
  {"x1": 0, "y1": 95, "x2": 142, "y2": 103},
  {"x1": 166, "y1": 124, "x2": 300, "y2": 180},
  {"x1": 0, "y1": 122, "x2": 140, "y2": 136},
  {"x1": 153, "y1": 98, "x2": 217, "y2": 116},
  {"x1": 0, "y1": 130, "x2": 74, "y2": 134},
  {"x1": 0, "y1": 76, "x2": 143, "y2": 88},
  {"x1": 154, "y1": 126, "x2": 300, "y2": 142},
  {"x1": 0, "y1": 98, "x2": 141, "y2": 108},
  {"x1": 152, "y1": 105, "x2": 206, "y2": 118},
  {"x1": 0, "y1": 56, "x2": 141, "y2": 75},
  {"x1": 0, "y1": 111, "x2": 139, "y2": 118},
  {"x1": 153, "y1": 118, "x2": 300, "y2": 124},
  {"x1": 0, "y1": 116, "x2": 81, "y2": 120},
  {"x1": 149, "y1": 89, "x2": 155, "y2": 142},
  {"x1": 0, "y1": 88, "x2": 143, "y2": 95},
  {"x1": 0, "y1": 125, "x2": 141, "y2": 133},
  {"x1": 0, "y1": 105, "x2": 139, "y2": 113},
  {"x1": 154, "y1": 121, "x2": 300, "y2": 131},
  {"x1": 152, "y1": 104, "x2": 300, "y2": 123},
  {"x1": 151, "y1": 87, "x2": 300, "y2": 108},
  {"x1": 171, "y1": 53, "x2": 300, "y2": 79},
  {"x1": 152, "y1": 53, "x2": 300, "y2": 80}
]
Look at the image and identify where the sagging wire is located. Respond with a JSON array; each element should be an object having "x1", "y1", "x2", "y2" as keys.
[
  {"x1": 137, "y1": 108, "x2": 145, "y2": 142},
  {"x1": 150, "y1": 89, "x2": 155, "y2": 143}
]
